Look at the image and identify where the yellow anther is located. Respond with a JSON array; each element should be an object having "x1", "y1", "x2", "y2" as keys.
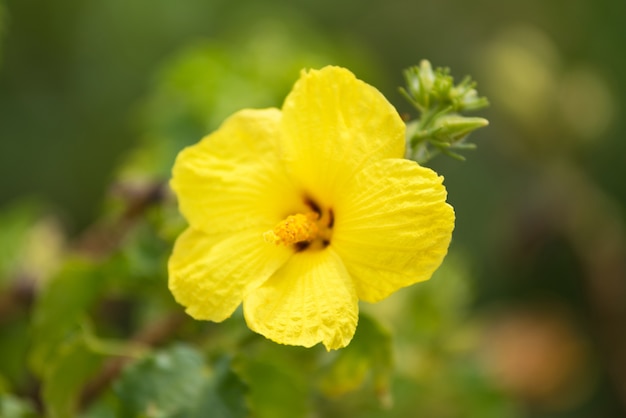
[{"x1": 264, "y1": 212, "x2": 319, "y2": 246}]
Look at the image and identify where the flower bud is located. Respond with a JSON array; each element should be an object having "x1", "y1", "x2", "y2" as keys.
[{"x1": 432, "y1": 115, "x2": 489, "y2": 143}]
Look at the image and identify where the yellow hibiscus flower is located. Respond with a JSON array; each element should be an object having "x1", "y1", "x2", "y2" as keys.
[{"x1": 168, "y1": 66, "x2": 455, "y2": 350}]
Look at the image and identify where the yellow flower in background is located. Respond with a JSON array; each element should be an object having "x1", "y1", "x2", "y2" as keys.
[{"x1": 168, "y1": 66, "x2": 454, "y2": 350}]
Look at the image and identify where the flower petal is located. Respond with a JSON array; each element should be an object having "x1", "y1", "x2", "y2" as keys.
[
  {"x1": 280, "y1": 66, "x2": 406, "y2": 206},
  {"x1": 168, "y1": 227, "x2": 293, "y2": 322},
  {"x1": 243, "y1": 248, "x2": 358, "y2": 350},
  {"x1": 171, "y1": 108, "x2": 302, "y2": 235},
  {"x1": 332, "y1": 158, "x2": 455, "y2": 302}
]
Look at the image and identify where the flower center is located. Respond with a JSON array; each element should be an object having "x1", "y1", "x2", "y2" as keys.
[
  {"x1": 264, "y1": 198, "x2": 334, "y2": 251},
  {"x1": 263, "y1": 212, "x2": 320, "y2": 246}
]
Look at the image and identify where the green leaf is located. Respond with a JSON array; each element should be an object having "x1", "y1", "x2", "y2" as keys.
[
  {"x1": 318, "y1": 313, "x2": 393, "y2": 403},
  {"x1": 110, "y1": 346, "x2": 247, "y2": 418},
  {"x1": 0, "y1": 317, "x2": 30, "y2": 391},
  {"x1": 234, "y1": 343, "x2": 312, "y2": 418},
  {"x1": 41, "y1": 332, "x2": 102, "y2": 418},
  {"x1": 113, "y1": 344, "x2": 206, "y2": 418},
  {"x1": 188, "y1": 356, "x2": 248, "y2": 418},
  {"x1": 29, "y1": 258, "x2": 105, "y2": 376},
  {"x1": 0, "y1": 394, "x2": 38, "y2": 418},
  {"x1": 0, "y1": 199, "x2": 40, "y2": 282}
]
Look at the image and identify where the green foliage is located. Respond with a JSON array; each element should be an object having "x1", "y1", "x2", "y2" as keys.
[
  {"x1": 29, "y1": 258, "x2": 105, "y2": 376},
  {"x1": 0, "y1": 394, "x2": 37, "y2": 418},
  {"x1": 113, "y1": 344, "x2": 247, "y2": 418},
  {"x1": 0, "y1": 199, "x2": 40, "y2": 282},
  {"x1": 235, "y1": 347, "x2": 309, "y2": 418},
  {"x1": 26, "y1": 259, "x2": 109, "y2": 417},
  {"x1": 0, "y1": 318, "x2": 30, "y2": 391},
  {"x1": 192, "y1": 356, "x2": 248, "y2": 418},
  {"x1": 319, "y1": 314, "x2": 393, "y2": 401},
  {"x1": 114, "y1": 344, "x2": 204, "y2": 417},
  {"x1": 41, "y1": 333, "x2": 101, "y2": 418}
]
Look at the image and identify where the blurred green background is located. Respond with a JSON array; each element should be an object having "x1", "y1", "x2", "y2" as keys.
[{"x1": 1, "y1": 0, "x2": 626, "y2": 417}]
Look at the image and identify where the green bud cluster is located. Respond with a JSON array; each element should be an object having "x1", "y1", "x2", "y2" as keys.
[{"x1": 400, "y1": 60, "x2": 489, "y2": 163}]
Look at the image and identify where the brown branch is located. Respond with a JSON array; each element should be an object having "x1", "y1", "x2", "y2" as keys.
[
  {"x1": 74, "y1": 181, "x2": 167, "y2": 258},
  {"x1": 74, "y1": 180, "x2": 184, "y2": 411},
  {"x1": 0, "y1": 273, "x2": 37, "y2": 325},
  {"x1": 0, "y1": 181, "x2": 168, "y2": 323}
]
